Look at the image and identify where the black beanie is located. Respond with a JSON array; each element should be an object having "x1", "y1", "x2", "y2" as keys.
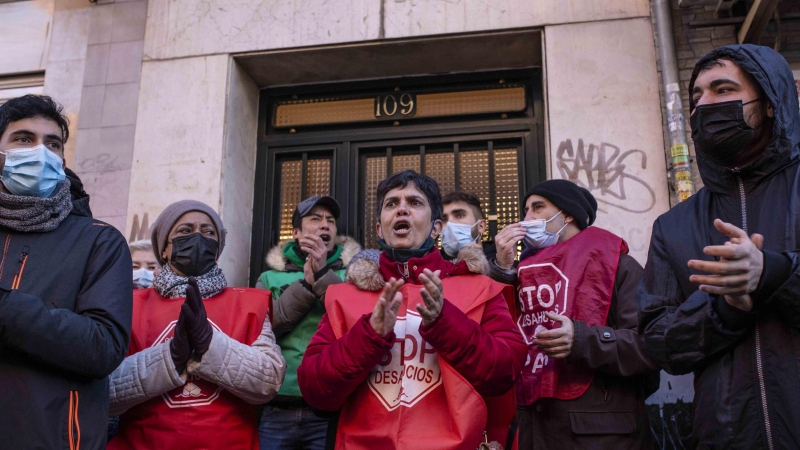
[{"x1": 523, "y1": 179, "x2": 597, "y2": 230}]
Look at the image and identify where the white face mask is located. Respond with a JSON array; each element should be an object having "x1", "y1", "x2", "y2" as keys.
[
  {"x1": 519, "y1": 210, "x2": 567, "y2": 250},
  {"x1": 0, "y1": 144, "x2": 66, "y2": 198},
  {"x1": 132, "y1": 267, "x2": 154, "y2": 288},
  {"x1": 440, "y1": 221, "x2": 480, "y2": 256}
]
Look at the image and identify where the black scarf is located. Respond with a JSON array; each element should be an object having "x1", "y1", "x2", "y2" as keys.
[{"x1": 377, "y1": 237, "x2": 436, "y2": 263}]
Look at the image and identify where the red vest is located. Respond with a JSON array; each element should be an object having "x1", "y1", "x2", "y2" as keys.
[
  {"x1": 326, "y1": 275, "x2": 515, "y2": 450},
  {"x1": 515, "y1": 227, "x2": 625, "y2": 405},
  {"x1": 108, "y1": 287, "x2": 270, "y2": 450}
]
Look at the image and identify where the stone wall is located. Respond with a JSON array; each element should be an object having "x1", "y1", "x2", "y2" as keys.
[
  {"x1": 0, "y1": 0, "x2": 91, "y2": 170},
  {"x1": 545, "y1": 18, "x2": 670, "y2": 265},
  {"x1": 74, "y1": 0, "x2": 148, "y2": 232}
]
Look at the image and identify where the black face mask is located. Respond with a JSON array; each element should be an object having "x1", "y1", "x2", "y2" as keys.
[
  {"x1": 169, "y1": 233, "x2": 219, "y2": 277},
  {"x1": 690, "y1": 99, "x2": 761, "y2": 166}
]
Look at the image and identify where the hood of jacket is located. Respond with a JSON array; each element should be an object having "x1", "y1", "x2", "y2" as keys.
[
  {"x1": 65, "y1": 168, "x2": 92, "y2": 218},
  {"x1": 689, "y1": 44, "x2": 800, "y2": 194},
  {"x1": 265, "y1": 235, "x2": 361, "y2": 272},
  {"x1": 345, "y1": 245, "x2": 490, "y2": 292}
]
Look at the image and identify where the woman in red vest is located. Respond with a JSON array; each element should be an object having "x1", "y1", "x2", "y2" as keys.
[
  {"x1": 107, "y1": 200, "x2": 286, "y2": 450},
  {"x1": 298, "y1": 171, "x2": 527, "y2": 450}
]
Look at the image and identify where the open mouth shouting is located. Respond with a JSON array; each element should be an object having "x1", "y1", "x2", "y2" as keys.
[
  {"x1": 319, "y1": 233, "x2": 332, "y2": 244},
  {"x1": 393, "y1": 219, "x2": 412, "y2": 237}
]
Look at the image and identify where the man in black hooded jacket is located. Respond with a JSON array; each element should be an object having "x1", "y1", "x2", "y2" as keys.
[{"x1": 638, "y1": 44, "x2": 800, "y2": 449}]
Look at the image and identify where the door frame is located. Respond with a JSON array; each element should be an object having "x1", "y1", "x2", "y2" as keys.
[{"x1": 249, "y1": 70, "x2": 545, "y2": 286}]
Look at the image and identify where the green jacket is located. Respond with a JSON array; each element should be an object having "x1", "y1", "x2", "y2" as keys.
[{"x1": 257, "y1": 236, "x2": 360, "y2": 397}]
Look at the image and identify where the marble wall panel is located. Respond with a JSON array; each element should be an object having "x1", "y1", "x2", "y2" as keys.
[
  {"x1": 44, "y1": 59, "x2": 87, "y2": 169},
  {"x1": 0, "y1": 0, "x2": 53, "y2": 76},
  {"x1": 82, "y1": 168, "x2": 132, "y2": 217},
  {"x1": 545, "y1": 18, "x2": 670, "y2": 265},
  {"x1": 143, "y1": 0, "x2": 382, "y2": 60},
  {"x1": 218, "y1": 60, "x2": 259, "y2": 286},
  {"x1": 126, "y1": 54, "x2": 230, "y2": 239},
  {"x1": 383, "y1": 0, "x2": 649, "y2": 39},
  {"x1": 41, "y1": 1, "x2": 92, "y2": 172}
]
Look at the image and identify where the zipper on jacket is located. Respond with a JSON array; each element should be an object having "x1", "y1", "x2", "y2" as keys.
[
  {"x1": 68, "y1": 390, "x2": 81, "y2": 450},
  {"x1": 11, "y1": 251, "x2": 28, "y2": 290},
  {"x1": 402, "y1": 262, "x2": 409, "y2": 279},
  {"x1": 736, "y1": 173, "x2": 774, "y2": 450}
]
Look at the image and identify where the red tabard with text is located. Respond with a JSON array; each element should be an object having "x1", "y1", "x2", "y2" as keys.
[
  {"x1": 108, "y1": 287, "x2": 270, "y2": 450},
  {"x1": 325, "y1": 275, "x2": 515, "y2": 450},
  {"x1": 515, "y1": 227, "x2": 624, "y2": 406}
]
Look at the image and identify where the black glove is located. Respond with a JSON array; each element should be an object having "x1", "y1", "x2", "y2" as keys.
[
  {"x1": 184, "y1": 277, "x2": 213, "y2": 360},
  {"x1": 169, "y1": 307, "x2": 192, "y2": 373}
]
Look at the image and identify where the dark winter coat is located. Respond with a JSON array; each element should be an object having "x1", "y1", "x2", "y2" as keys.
[
  {"x1": 0, "y1": 177, "x2": 133, "y2": 450},
  {"x1": 517, "y1": 254, "x2": 659, "y2": 450},
  {"x1": 637, "y1": 44, "x2": 800, "y2": 450}
]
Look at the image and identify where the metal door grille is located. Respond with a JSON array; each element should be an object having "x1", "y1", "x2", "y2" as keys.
[
  {"x1": 276, "y1": 154, "x2": 332, "y2": 242},
  {"x1": 359, "y1": 138, "x2": 522, "y2": 249}
]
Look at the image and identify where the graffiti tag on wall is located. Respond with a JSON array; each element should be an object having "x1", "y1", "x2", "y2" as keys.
[
  {"x1": 555, "y1": 139, "x2": 656, "y2": 214},
  {"x1": 129, "y1": 212, "x2": 150, "y2": 243}
]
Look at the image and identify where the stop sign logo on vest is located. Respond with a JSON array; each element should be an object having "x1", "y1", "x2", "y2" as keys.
[
  {"x1": 152, "y1": 319, "x2": 225, "y2": 408},
  {"x1": 516, "y1": 262, "x2": 570, "y2": 346},
  {"x1": 367, "y1": 309, "x2": 442, "y2": 411}
]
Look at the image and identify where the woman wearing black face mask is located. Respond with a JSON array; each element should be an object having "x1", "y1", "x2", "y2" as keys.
[{"x1": 107, "y1": 200, "x2": 286, "y2": 450}]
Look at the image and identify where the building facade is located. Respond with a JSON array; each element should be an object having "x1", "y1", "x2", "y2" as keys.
[{"x1": 2, "y1": 0, "x2": 800, "y2": 446}]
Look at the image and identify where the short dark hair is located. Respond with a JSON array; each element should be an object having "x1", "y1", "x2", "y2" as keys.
[
  {"x1": 696, "y1": 58, "x2": 726, "y2": 74},
  {"x1": 442, "y1": 191, "x2": 484, "y2": 220},
  {"x1": 0, "y1": 95, "x2": 70, "y2": 144},
  {"x1": 376, "y1": 170, "x2": 443, "y2": 222}
]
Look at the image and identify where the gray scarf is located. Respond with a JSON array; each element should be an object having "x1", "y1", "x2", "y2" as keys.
[
  {"x1": 152, "y1": 264, "x2": 227, "y2": 299},
  {"x1": 0, "y1": 180, "x2": 72, "y2": 232}
]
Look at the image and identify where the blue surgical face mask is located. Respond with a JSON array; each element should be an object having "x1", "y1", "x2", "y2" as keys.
[
  {"x1": 519, "y1": 210, "x2": 567, "y2": 250},
  {"x1": 1, "y1": 144, "x2": 66, "y2": 198},
  {"x1": 132, "y1": 267, "x2": 154, "y2": 288},
  {"x1": 440, "y1": 221, "x2": 480, "y2": 256}
]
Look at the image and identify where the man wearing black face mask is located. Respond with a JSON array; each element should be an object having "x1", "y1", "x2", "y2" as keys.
[{"x1": 638, "y1": 44, "x2": 800, "y2": 449}]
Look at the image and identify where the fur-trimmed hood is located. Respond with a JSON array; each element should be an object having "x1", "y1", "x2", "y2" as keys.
[
  {"x1": 265, "y1": 236, "x2": 361, "y2": 272},
  {"x1": 345, "y1": 245, "x2": 490, "y2": 291}
]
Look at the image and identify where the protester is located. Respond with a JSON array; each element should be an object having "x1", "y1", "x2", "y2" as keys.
[
  {"x1": 0, "y1": 94, "x2": 133, "y2": 450},
  {"x1": 108, "y1": 200, "x2": 285, "y2": 450},
  {"x1": 298, "y1": 170, "x2": 526, "y2": 450},
  {"x1": 256, "y1": 195, "x2": 360, "y2": 450},
  {"x1": 503, "y1": 179, "x2": 658, "y2": 449},
  {"x1": 638, "y1": 44, "x2": 800, "y2": 449},
  {"x1": 130, "y1": 239, "x2": 159, "y2": 288},
  {"x1": 440, "y1": 191, "x2": 498, "y2": 263},
  {"x1": 110, "y1": 239, "x2": 160, "y2": 439}
]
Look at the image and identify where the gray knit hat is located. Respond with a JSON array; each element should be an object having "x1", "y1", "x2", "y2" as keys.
[{"x1": 151, "y1": 200, "x2": 226, "y2": 265}]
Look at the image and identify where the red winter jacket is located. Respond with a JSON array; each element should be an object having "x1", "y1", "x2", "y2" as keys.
[{"x1": 298, "y1": 248, "x2": 527, "y2": 411}]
